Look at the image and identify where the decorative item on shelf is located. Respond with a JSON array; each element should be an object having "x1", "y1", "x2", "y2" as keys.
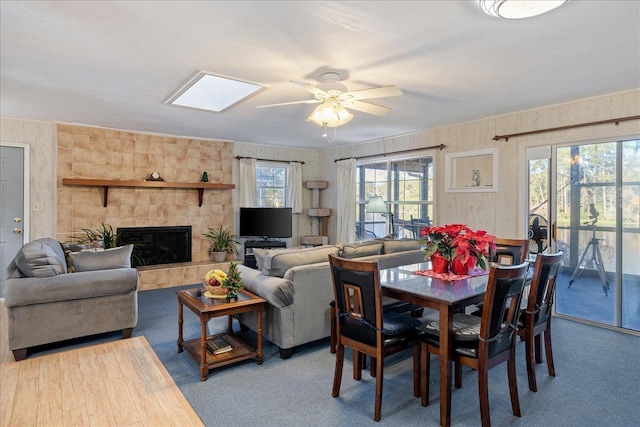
[
  {"x1": 201, "y1": 171, "x2": 209, "y2": 183},
  {"x1": 203, "y1": 225, "x2": 239, "y2": 262},
  {"x1": 420, "y1": 224, "x2": 495, "y2": 275},
  {"x1": 222, "y1": 261, "x2": 244, "y2": 302},
  {"x1": 203, "y1": 269, "x2": 229, "y2": 299},
  {"x1": 146, "y1": 171, "x2": 164, "y2": 181}
]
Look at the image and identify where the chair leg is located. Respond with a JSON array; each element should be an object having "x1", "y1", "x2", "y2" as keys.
[
  {"x1": 12, "y1": 348, "x2": 27, "y2": 361},
  {"x1": 330, "y1": 304, "x2": 336, "y2": 354},
  {"x1": 455, "y1": 360, "x2": 462, "y2": 389},
  {"x1": 544, "y1": 326, "x2": 556, "y2": 377},
  {"x1": 478, "y1": 362, "x2": 491, "y2": 427},
  {"x1": 370, "y1": 356, "x2": 377, "y2": 377},
  {"x1": 534, "y1": 334, "x2": 542, "y2": 364},
  {"x1": 332, "y1": 345, "x2": 344, "y2": 398},
  {"x1": 122, "y1": 328, "x2": 133, "y2": 339},
  {"x1": 354, "y1": 350, "x2": 362, "y2": 380},
  {"x1": 421, "y1": 342, "x2": 430, "y2": 407},
  {"x1": 507, "y1": 352, "x2": 521, "y2": 418},
  {"x1": 525, "y1": 330, "x2": 538, "y2": 392},
  {"x1": 374, "y1": 355, "x2": 384, "y2": 422},
  {"x1": 413, "y1": 344, "x2": 421, "y2": 398}
]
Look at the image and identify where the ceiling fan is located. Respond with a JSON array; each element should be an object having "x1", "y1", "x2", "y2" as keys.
[{"x1": 257, "y1": 72, "x2": 403, "y2": 142}]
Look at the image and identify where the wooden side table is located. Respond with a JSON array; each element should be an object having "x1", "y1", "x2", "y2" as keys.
[{"x1": 177, "y1": 288, "x2": 266, "y2": 381}]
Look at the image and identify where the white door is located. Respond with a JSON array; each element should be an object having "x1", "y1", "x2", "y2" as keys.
[{"x1": 0, "y1": 146, "x2": 25, "y2": 292}]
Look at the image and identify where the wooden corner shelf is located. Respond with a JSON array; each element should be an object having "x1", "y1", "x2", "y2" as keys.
[{"x1": 62, "y1": 178, "x2": 235, "y2": 207}]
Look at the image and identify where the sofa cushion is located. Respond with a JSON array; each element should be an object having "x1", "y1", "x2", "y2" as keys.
[
  {"x1": 263, "y1": 245, "x2": 340, "y2": 277},
  {"x1": 381, "y1": 238, "x2": 421, "y2": 254},
  {"x1": 14, "y1": 238, "x2": 67, "y2": 278},
  {"x1": 252, "y1": 248, "x2": 269, "y2": 271},
  {"x1": 69, "y1": 244, "x2": 133, "y2": 272},
  {"x1": 338, "y1": 241, "x2": 383, "y2": 259}
]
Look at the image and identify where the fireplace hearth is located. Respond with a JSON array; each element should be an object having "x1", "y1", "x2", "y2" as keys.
[{"x1": 118, "y1": 226, "x2": 192, "y2": 267}]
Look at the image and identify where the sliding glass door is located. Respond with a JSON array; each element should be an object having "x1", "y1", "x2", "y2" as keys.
[{"x1": 551, "y1": 139, "x2": 640, "y2": 332}]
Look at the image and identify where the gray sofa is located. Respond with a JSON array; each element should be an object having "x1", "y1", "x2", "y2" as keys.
[
  {"x1": 4, "y1": 238, "x2": 138, "y2": 360},
  {"x1": 236, "y1": 239, "x2": 425, "y2": 358}
]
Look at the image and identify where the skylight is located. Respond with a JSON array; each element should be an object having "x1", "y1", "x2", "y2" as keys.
[{"x1": 167, "y1": 72, "x2": 267, "y2": 113}]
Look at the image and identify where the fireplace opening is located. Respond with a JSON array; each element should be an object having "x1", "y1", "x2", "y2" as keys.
[{"x1": 118, "y1": 226, "x2": 192, "y2": 267}]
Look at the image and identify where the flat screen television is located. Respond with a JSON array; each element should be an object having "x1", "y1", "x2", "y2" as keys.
[{"x1": 239, "y1": 207, "x2": 292, "y2": 239}]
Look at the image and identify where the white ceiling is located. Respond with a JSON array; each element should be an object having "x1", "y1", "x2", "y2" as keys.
[{"x1": 1, "y1": 1, "x2": 639, "y2": 149}]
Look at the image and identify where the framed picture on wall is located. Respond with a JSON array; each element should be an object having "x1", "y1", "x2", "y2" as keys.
[{"x1": 445, "y1": 148, "x2": 498, "y2": 193}]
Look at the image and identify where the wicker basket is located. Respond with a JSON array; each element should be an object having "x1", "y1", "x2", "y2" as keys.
[{"x1": 204, "y1": 284, "x2": 228, "y2": 297}]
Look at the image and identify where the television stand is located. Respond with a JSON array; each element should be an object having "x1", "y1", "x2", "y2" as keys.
[{"x1": 244, "y1": 240, "x2": 286, "y2": 269}]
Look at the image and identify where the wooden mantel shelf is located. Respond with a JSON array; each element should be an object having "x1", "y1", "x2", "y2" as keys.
[{"x1": 62, "y1": 178, "x2": 235, "y2": 207}]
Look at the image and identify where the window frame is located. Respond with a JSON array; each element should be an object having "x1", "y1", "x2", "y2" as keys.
[
  {"x1": 355, "y1": 150, "x2": 436, "y2": 240},
  {"x1": 255, "y1": 161, "x2": 289, "y2": 208}
]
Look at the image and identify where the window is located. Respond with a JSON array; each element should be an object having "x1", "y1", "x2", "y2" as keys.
[
  {"x1": 355, "y1": 154, "x2": 434, "y2": 240},
  {"x1": 256, "y1": 163, "x2": 288, "y2": 207}
]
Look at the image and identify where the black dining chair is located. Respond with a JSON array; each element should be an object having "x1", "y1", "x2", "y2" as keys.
[
  {"x1": 517, "y1": 251, "x2": 563, "y2": 392},
  {"x1": 416, "y1": 262, "x2": 529, "y2": 427},
  {"x1": 328, "y1": 255, "x2": 422, "y2": 422},
  {"x1": 491, "y1": 238, "x2": 529, "y2": 265}
]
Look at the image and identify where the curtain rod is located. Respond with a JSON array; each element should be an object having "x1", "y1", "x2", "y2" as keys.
[
  {"x1": 333, "y1": 144, "x2": 446, "y2": 163},
  {"x1": 493, "y1": 115, "x2": 640, "y2": 141},
  {"x1": 235, "y1": 156, "x2": 305, "y2": 164}
]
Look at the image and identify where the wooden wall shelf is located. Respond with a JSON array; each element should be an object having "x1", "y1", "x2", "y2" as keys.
[{"x1": 62, "y1": 178, "x2": 235, "y2": 207}]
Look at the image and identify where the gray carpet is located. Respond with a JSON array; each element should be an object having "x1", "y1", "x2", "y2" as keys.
[{"x1": 26, "y1": 285, "x2": 640, "y2": 426}]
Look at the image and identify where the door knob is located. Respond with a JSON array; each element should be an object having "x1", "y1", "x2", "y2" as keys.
[
  {"x1": 14, "y1": 217, "x2": 22, "y2": 223},
  {"x1": 14, "y1": 228, "x2": 22, "y2": 234}
]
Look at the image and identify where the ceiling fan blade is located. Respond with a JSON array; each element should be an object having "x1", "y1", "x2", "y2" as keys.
[
  {"x1": 256, "y1": 99, "x2": 321, "y2": 108},
  {"x1": 290, "y1": 80, "x2": 328, "y2": 97},
  {"x1": 341, "y1": 85, "x2": 403, "y2": 101},
  {"x1": 343, "y1": 100, "x2": 391, "y2": 116}
]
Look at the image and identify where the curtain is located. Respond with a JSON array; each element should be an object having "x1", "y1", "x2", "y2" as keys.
[
  {"x1": 286, "y1": 162, "x2": 302, "y2": 214},
  {"x1": 238, "y1": 158, "x2": 257, "y2": 207},
  {"x1": 336, "y1": 158, "x2": 356, "y2": 244}
]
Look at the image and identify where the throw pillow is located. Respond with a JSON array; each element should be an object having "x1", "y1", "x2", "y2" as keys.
[
  {"x1": 381, "y1": 238, "x2": 421, "y2": 254},
  {"x1": 338, "y1": 241, "x2": 383, "y2": 259},
  {"x1": 252, "y1": 248, "x2": 269, "y2": 271},
  {"x1": 60, "y1": 240, "x2": 105, "y2": 272},
  {"x1": 263, "y1": 245, "x2": 340, "y2": 277},
  {"x1": 69, "y1": 244, "x2": 133, "y2": 272},
  {"x1": 14, "y1": 238, "x2": 67, "y2": 278}
]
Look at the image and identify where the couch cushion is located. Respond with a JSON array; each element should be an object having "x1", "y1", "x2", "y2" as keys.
[
  {"x1": 381, "y1": 238, "x2": 421, "y2": 254},
  {"x1": 263, "y1": 245, "x2": 339, "y2": 277},
  {"x1": 338, "y1": 241, "x2": 383, "y2": 259},
  {"x1": 252, "y1": 248, "x2": 269, "y2": 271},
  {"x1": 69, "y1": 244, "x2": 133, "y2": 272},
  {"x1": 14, "y1": 238, "x2": 67, "y2": 278}
]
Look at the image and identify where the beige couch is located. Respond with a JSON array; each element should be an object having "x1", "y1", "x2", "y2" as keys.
[{"x1": 236, "y1": 239, "x2": 424, "y2": 358}]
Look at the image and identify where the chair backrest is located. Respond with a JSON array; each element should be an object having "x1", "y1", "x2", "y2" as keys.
[
  {"x1": 491, "y1": 238, "x2": 528, "y2": 265},
  {"x1": 329, "y1": 255, "x2": 382, "y2": 348},
  {"x1": 480, "y1": 262, "x2": 530, "y2": 358},
  {"x1": 525, "y1": 252, "x2": 563, "y2": 326}
]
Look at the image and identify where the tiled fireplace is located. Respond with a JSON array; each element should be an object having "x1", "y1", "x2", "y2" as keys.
[{"x1": 56, "y1": 124, "x2": 235, "y2": 290}]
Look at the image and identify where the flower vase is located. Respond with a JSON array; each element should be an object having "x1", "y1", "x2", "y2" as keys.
[
  {"x1": 450, "y1": 258, "x2": 469, "y2": 275},
  {"x1": 430, "y1": 253, "x2": 449, "y2": 274}
]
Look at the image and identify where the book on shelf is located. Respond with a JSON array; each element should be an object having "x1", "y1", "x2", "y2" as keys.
[{"x1": 207, "y1": 337, "x2": 233, "y2": 355}]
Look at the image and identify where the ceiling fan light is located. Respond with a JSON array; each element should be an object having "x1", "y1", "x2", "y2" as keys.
[
  {"x1": 480, "y1": 0, "x2": 567, "y2": 19},
  {"x1": 307, "y1": 100, "x2": 353, "y2": 128}
]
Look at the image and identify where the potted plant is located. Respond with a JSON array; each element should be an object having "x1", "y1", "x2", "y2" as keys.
[
  {"x1": 222, "y1": 261, "x2": 244, "y2": 301},
  {"x1": 203, "y1": 225, "x2": 239, "y2": 262},
  {"x1": 420, "y1": 224, "x2": 495, "y2": 275}
]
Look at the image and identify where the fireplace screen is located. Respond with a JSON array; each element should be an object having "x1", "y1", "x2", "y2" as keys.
[{"x1": 117, "y1": 226, "x2": 192, "y2": 267}]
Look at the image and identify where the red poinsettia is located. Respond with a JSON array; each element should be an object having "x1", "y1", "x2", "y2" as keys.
[{"x1": 421, "y1": 224, "x2": 496, "y2": 271}]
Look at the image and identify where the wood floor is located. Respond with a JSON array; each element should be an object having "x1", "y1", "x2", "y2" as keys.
[{"x1": 0, "y1": 302, "x2": 203, "y2": 427}]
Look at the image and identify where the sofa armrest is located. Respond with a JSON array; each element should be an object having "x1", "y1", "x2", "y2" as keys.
[
  {"x1": 4, "y1": 268, "x2": 138, "y2": 308},
  {"x1": 238, "y1": 265, "x2": 293, "y2": 308}
]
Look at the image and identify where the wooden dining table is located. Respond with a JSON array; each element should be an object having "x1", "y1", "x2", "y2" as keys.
[{"x1": 379, "y1": 262, "x2": 490, "y2": 427}]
